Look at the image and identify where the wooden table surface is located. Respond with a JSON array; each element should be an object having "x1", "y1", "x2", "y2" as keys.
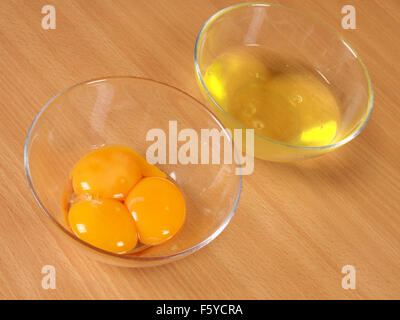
[{"x1": 0, "y1": 0, "x2": 399, "y2": 300}]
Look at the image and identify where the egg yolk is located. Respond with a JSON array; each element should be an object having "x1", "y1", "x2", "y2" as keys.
[
  {"x1": 128, "y1": 148, "x2": 167, "y2": 179},
  {"x1": 125, "y1": 177, "x2": 186, "y2": 245},
  {"x1": 71, "y1": 146, "x2": 142, "y2": 200},
  {"x1": 68, "y1": 198, "x2": 138, "y2": 254}
]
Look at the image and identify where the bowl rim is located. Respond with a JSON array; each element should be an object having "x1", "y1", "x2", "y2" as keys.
[
  {"x1": 24, "y1": 76, "x2": 243, "y2": 263},
  {"x1": 194, "y1": 1, "x2": 374, "y2": 150}
]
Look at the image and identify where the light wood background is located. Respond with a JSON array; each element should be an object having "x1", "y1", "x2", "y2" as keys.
[{"x1": 0, "y1": 0, "x2": 399, "y2": 300}]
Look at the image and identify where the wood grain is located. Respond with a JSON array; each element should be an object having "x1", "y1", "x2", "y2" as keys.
[{"x1": 0, "y1": 0, "x2": 399, "y2": 299}]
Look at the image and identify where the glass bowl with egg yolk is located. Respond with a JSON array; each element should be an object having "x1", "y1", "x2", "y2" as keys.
[
  {"x1": 67, "y1": 145, "x2": 187, "y2": 254},
  {"x1": 24, "y1": 76, "x2": 242, "y2": 267}
]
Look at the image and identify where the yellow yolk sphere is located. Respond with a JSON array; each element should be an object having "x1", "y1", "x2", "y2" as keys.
[
  {"x1": 71, "y1": 146, "x2": 142, "y2": 200},
  {"x1": 68, "y1": 198, "x2": 138, "y2": 254},
  {"x1": 125, "y1": 177, "x2": 186, "y2": 245}
]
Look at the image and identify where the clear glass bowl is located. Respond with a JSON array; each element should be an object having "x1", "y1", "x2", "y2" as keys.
[
  {"x1": 194, "y1": 2, "x2": 373, "y2": 161},
  {"x1": 24, "y1": 76, "x2": 242, "y2": 267}
]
